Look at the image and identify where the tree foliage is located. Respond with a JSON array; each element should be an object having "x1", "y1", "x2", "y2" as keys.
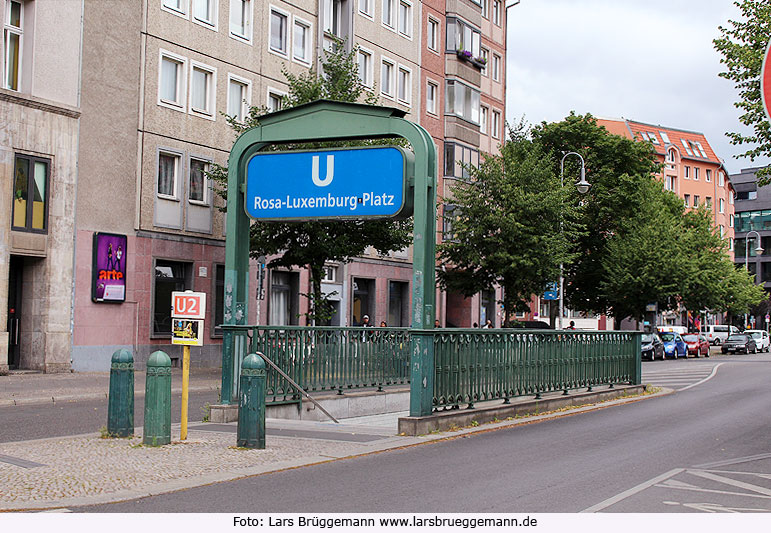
[
  {"x1": 437, "y1": 123, "x2": 582, "y2": 326},
  {"x1": 714, "y1": 0, "x2": 771, "y2": 184},
  {"x1": 210, "y1": 44, "x2": 412, "y2": 323}
]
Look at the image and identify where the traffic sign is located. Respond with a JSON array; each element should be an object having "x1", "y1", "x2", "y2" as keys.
[
  {"x1": 543, "y1": 282, "x2": 558, "y2": 301},
  {"x1": 172, "y1": 291, "x2": 206, "y2": 320},
  {"x1": 244, "y1": 146, "x2": 411, "y2": 221},
  {"x1": 762, "y1": 40, "x2": 771, "y2": 123}
]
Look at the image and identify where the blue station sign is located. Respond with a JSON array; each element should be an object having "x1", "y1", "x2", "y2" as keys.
[{"x1": 244, "y1": 146, "x2": 411, "y2": 221}]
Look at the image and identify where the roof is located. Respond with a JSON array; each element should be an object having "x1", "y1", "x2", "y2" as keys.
[{"x1": 596, "y1": 118, "x2": 722, "y2": 166}]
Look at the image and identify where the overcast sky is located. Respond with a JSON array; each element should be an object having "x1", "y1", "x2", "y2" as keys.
[{"x1": 506, "y1": 0, "x2": 771, "y2": 175}]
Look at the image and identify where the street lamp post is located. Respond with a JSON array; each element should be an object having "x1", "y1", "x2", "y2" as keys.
[
  {"x1": 558, "y1": 152, "x2": 592, "y2": 330},
  {"x1": 744, "y1": 230, "x2": 764, "y2": 329}
]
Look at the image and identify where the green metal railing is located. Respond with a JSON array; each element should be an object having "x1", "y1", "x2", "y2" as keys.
[
  {"x1": 222, "y1": 326, "x2": 411, "y2": 405},
  {"x1": 433, "y1": 329, "x2": 640, "y2": 409},
  {"x1": 221, "y1": 326, "x2": 641, "y2": 409}
]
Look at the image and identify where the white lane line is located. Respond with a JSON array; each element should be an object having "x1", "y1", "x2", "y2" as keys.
[
  {"x1": 581, "y1": 468, "x2": 684, "y2": 513},
  {"x1": 687, "y1": 469, "x2": 771, "y2": 496},
  {"x1": 695, "y1": 452, "x2": 771, "y2": 469},
  {"x1": 678, "y1": 363, "x2": 723, "y2": 391}
]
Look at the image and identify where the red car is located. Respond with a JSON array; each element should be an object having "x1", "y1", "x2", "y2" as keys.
[{"x1": 682, "y1": 334, "x2": 710, "y2": 357}]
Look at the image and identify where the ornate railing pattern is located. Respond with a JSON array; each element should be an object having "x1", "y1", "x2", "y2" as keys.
[
  {"x1": 221, "y1": 326, "x2": 640, "y2": 408},
  {"x1": 433, "y1": 330, "x2": 639, "y2": 409}
]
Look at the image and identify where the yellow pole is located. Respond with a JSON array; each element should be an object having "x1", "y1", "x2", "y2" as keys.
[{"x1": 181, "y1": 344, "x2": 190, "y2": 440}]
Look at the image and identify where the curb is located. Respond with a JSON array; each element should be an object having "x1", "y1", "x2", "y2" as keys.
[{"x1": 0, "y1": 384, "x2": 221, "y2": 408}]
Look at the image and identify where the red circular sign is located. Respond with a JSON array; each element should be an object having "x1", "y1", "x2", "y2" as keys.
[{"x1": 763, "y1": 40, "x2": 771, "y2": 123}]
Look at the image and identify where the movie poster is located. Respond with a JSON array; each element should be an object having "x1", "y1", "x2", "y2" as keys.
[{"x1": 92, "y1": 232, "x2": 127, "y2": 303}]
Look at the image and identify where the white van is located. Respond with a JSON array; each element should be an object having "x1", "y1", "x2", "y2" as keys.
[{"x1": 704, "y1": 324, "x2": 740, "y2": 345}]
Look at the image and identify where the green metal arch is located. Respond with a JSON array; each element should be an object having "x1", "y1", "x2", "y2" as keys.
[{"x1": 221, "y1": 100, "x2": 437, "y2": 416}]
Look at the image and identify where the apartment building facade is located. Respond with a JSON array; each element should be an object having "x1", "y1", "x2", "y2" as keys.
[
  {"x1": 1, "y1": 0, "x2": 82, "y2": 373},
  {"x1": 3, "y1": 0, "x2": 506, "y2": 372},
  {"x1": 730, "y1": 166, "x2": 771, "y2": 328}
]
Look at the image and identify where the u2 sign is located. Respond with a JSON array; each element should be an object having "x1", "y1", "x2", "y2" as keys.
[
  {"x1": 171, "y1": 291, "x2": 206, "y2": 320},
  {"x1": 244, "y1": 146, "x2": 412, "y2": 221}
]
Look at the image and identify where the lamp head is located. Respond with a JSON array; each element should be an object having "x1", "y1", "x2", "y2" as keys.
[{"x1": 756, "y1": 245, "x2": 764, "y2": 256}]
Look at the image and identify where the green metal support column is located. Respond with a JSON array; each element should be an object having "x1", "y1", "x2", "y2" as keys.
[{"x1": 221, "y1": 100, "x2": 437, "y2": 416}]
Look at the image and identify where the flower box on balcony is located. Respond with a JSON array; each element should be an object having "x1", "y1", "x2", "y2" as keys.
[{"x1": 456, "y1": 50, "x2": 486, "y2": 70}]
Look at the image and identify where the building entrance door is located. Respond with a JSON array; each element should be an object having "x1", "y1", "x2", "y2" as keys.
[{"x1": 7, "y1": 256, "x2": 23, "y2": 368}]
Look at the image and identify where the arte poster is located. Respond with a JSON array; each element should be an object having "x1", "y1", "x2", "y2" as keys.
[{"x1": 92, "y1": 232, "x2": 127, "y2": 303}]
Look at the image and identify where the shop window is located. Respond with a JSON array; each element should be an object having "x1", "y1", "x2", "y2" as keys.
[
  {"x1": 480, "y1": 290, "x2": 495, "y2": 327},
  {"x1": 11, "y1": 153, "x2": 49, "y2": 233},
  {"x1": 352, "y1": 277, "x2": 375, "y2": 325},
  {"x1": 269, "y1": 271, "x2": 299, "y2": 325},
  {"x1": 388, "y1": 280, "x2": 409, "y2": 327},
  {"x1": 153, "y1": 260, "x2": 192, "y2": 335}
]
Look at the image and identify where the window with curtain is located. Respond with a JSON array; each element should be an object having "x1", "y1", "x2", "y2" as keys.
[
  {"x1": 158, "y1": 152, "x2": 178, "y2": 198},
  {"x1": 189, "y1": 159, "x2": 208, "y2": 203},
  {"x1": 160, "y1": 55, "x2": 182, "y2": 105},
  {"x1": 229, "y1": 0, "x2": 250, "y2": 39},
  {"x1": 228, "y1": 77, "x2": 248, "y2": 120},
  {"x1": 11, "y1": 154, "x2": 49, "y2": 232},
  {"x1": 3, "y1": 0, "x2": 22, "y2": 91}
]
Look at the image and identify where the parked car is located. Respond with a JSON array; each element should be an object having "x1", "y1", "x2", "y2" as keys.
[
  {"x1": 682, "y1": 334, "x2": 710, "y2": 358},
  {"x1": 641, "y1": 333, "x2": 664, "y2": 360},
  {"x1": 659, "y1": 332, "x2": 687, "y2": 358},
  {"x1": 744, "y1": 330, "x2": 770, "y2": 352},
  {"x1": 704, "y1": 324, "x2": 740, "y2": 345},
  {"x1": 721, "y1": 334, "x2": 757, "y2": 354}
]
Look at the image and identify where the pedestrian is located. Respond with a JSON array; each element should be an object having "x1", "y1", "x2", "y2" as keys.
[
  {"x1": 380, "y1": 320, "x2": 387, "y2": 327},
  {"x1": 482, "y1": 319, "x2": 492, "y2": 329},
  {"x1": 473, "y1": 322, "x2": 479, "y2": 328},
  {"x1": 568, "y1": 320, "x2": 576, "y2": 330},
  {"x1": 434, "y1": 319, "x2": 440, "y2": 328},
  {"x1": 361, "y1": 315, "x2": 371, "y2": 327}
]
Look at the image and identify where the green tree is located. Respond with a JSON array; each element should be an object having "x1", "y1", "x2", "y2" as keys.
[
  {"x1": 437, "y1": 124, "x2": 582, "y2": 326},
  {"x1": 531, "y1": 113, "x2": 667, "y2": 321},
  {"x1": 210, "y1": 44, "x2": 412, "y2": 323},
  {"x1": 714, "y1": 0, "x2": 771, "y2": 184}
]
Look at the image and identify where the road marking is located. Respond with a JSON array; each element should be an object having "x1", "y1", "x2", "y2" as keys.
[
  {"x1": 687, "y1": 469, "x2": 771, "y2": 496},
  {"x1": 694, "y1": 452, "x2": 771, "y2": 469},
  {"x1": 654, "y1": 481, "x2": 771, "y2": 500},
  {"x1": 581, "y1": 468, "x2": 684, "y2": 512},
  {"x1": 0, "y1": 453, "x2": 46, "y2": 468},
  {"x1": 681, "y1": 502, "x2": 771, "y2": 513},
  {"x1": 678, "y1": 363, "x2": 723, "y2": 391}
]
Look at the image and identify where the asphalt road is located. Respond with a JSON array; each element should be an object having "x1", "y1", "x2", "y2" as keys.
[
  {"x1": 77, "y1": 353, "x2": 771, "y2": 513},
  {"x1": 0, "y1": 390, "x2": 221, "y2": 443}
]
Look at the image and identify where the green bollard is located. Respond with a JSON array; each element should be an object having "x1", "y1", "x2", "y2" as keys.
[
  {"x1": 237, "y1": 353, "x2": 267, "y2": 449},
  {"x1": 107, "y1": 348, "x2": 134, "y2": 437},
  {"x1": 143, "y1": 350, "x2": 172, "y2": 446}
]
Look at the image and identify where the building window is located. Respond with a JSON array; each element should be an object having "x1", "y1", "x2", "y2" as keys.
[
  {"x1": 719, "y1": 197, "x2": 725, "y2": 213},
  {"x1": 162, "y1": 0, "x2": 188, "y2": 16},
  {"x1": 267, "y1": 90, "x2": 284, "y2": 112},
  {"x1": 159, "y1": 51, "x2": 186, "y2": 109},
  {"x1": 381, "y1": 58, "x2": 394, "y2": 97},
  {"x1": 684, "y1": 166, "x2": 690, "y2": 179},
  {"x1": 192, "y1": 0, "x2": 216, "y2": 27},
  {"x1": 382, "y1": 0, "x2": 394, "y2": 29},
  {"x1": 426, "y1": 81, "x2": 437, "y2": 115},
  {"x1": 270, "y1": 271, "x2": 299, "y2": 325},
  {"x1": 694, "y1": 195, "x2": 700, "y2": 207},
  {"x1": 719, "y1": 171, "x2": 725, "y2": 187},
  {"x1": 480, "y1": 48, "x2": 489, "y2": 76},
  {"x1": 359, "y1": 0, "x2": 372, "y2": 17},
  {"x1": 388, "y1": 280, "x2": 409, "y2": 327},
  {"x1": 442, "y1": 204, "x2": 458, "y2": 241},
  {"x1": 427, "y1": 17, "x2": 439, "y2": 52},
  {"x1": 357, "y1": 49, "x2": 372, "y2": 86},
  {"x1": 158, "y1": 152, "x2": 180, "y2": 199},
  {"x1": 684, "y1": 194, "x2": 690, "y2": 207},
  {"x1": 492, "y1": 0, "x2": 501, "y2": 26},
  {"x1": 397, "y1": 66, "x2": 411, "y2": 105},
  {"x1": 293, "y1": 18, "x2": 311, "y2": 64},
  {"x1": 230, "y1": 0, "x2": 251, "y2": 41},
  {"x1": 492, "y1": 110, "x2": 501, "y2": 139},
  {"x1": 694, "y1": 167, "x2": 700, "y2": 181},
  {"x1": 706, "y1": 169, "x2": 712, "y2": 182},
  {"x1": 322, "y1": 265, "x2": 338, "y2": 282},
  {"x1": 730, "y1": 214, "x2": 734, "y2": 228},
  {"x1": 189, "y1": 158, "x2": 209, "y2": 204},
  {"x1": 11, "y1": 154, "x2": 48, "y2": 233},
  {"x1": 444, "y1": 142, "x2": 479, "y2": 180},
  {"x1": 154, "y1": 260, "x2": 191, "y2": 335},
  {"x1": 492, "y1": 53, "x2": 501, "y2": 81},
  {"x1": 480, "y1": 106, "x2": 488, "y2": 134},
  {"x1": 269, "y1": 8, "x2": 288, "y2": 56},
  {"x1": 665, "y1": 175, "x2": 675, "y2": 191},
  {"x1": 706, "y1": 196, "x2": 712, "y2": 208},
  {"x1": 3, "y1": 0, "x2": 22, "y2": 91},
  {"x1": 397, "y1": 1, "x2": 411, "y2": 38},
  {"x1": 666, "y1": 148, "x2": 676, "y2": 163},
  {"x1": 213, "y1": 264, "x2": 225, "y2": 336},
  {"x1": 189, "y1": 62, "x2": 216, "y2": 117},
  {"x1": 447, "y1": 17, "x2": 481, "y2": 58},
  {"x1": 481, "y1": 0, "x2": 488, "y2": 19},
  {"x1": 445, "y1": 79, "x2": 480, "y2": 124},
  {"x1": 227, "y1": 75, "x2": 250, "y2": 121}
]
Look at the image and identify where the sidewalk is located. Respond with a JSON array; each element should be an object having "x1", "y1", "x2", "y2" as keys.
[
  {"x1": 0, "y1": 371, "x2": 659, "y2": 511},
  {"x1": 0, "y1": 368, "x2": 222, "y2": 407}
]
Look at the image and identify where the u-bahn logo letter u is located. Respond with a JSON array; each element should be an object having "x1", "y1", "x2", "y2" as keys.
[{"x1": 312, "y1": 155, "x2": 334, "y2": 187}]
